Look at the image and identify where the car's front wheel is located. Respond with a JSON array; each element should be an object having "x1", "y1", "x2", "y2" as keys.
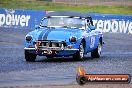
[
  {"x1": 91, "y1": 41, "x2": 102, "y2": 58},
  {"x1": 73, "y1": 42, "x2": 85, "y2": 60},
  {"x1": 25, "y1": 50, "x2": 37, "y2": 62}
]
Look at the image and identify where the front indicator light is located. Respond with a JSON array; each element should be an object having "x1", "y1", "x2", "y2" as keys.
[
  {"x1": 28, "y1": 45, "x2": 33, "y2": 48},
  {"x1": 67, "y1": 45, "x2": 73, "y2": 49}
]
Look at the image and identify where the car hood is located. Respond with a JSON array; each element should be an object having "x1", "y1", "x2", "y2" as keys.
[{"x1": 27, "y1": 27, "x2": 85, "y2": 42}]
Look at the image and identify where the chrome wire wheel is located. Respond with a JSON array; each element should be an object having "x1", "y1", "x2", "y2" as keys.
[
  {"x1": 79, "y1": 43, "x2": 84, "y2": 59},
  {"x1": 98, "y1": 43, "x2": 102, "y2": 56},
  {"x1": 91, "y1": 41, "x2": 102, "y2": 58},
  {"x1": 73, "y1": 42, "x2": 85, "y2": 60}
]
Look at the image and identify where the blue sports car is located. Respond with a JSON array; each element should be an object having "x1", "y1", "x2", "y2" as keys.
[{"x1": 24, "y1": 12, "x2": 103, "y2": 62}]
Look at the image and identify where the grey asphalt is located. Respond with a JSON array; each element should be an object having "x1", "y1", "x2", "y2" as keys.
[{"x1": 0, "y1": 28, "x2": 132, "y2": 87}]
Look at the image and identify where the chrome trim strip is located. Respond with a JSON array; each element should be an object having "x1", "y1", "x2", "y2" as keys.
[
  {"x1": 35, "y1": 40, "x2": 64, "y2": 43},
  {"x1": 24, "y1": 47, "x2": 35, "y2": 50},
  {"x1": 38, "y1": 46, "x2": 60, "y2": 49}
]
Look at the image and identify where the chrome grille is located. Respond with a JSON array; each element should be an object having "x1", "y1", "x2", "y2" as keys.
[{"x1": 35, "y1": 40, "x2": 66, "y2": 49}]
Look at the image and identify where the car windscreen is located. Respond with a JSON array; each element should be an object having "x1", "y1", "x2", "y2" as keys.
[{"x1": 40, "y1": 16, "x2": 85, "y2": 29}]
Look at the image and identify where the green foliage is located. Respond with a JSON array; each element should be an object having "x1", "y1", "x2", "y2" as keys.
[{"x1": 0, "y1": 0, "x2": 132, "y2": 15}]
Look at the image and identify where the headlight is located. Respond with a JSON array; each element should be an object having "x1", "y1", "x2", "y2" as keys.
[
  {"x1": 26, "y1": 36, "x2": 32, "y2": 41},
  {"x1": 69, "y1": 36, "x2": 77, "y2": 43}
]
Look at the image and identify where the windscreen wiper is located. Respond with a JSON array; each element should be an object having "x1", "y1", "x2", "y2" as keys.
[{"x1": 41, "y1": 26, "x2": 55, "y2": 29}]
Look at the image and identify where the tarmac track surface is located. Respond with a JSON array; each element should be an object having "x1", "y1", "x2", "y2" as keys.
[{"x1": 0, "y1": 28, "x2": 132, "y2": 87}]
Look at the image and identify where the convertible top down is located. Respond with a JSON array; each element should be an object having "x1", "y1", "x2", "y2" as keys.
[{"x1": 24, "y1": 11, "x2": 103, "y2": 62}]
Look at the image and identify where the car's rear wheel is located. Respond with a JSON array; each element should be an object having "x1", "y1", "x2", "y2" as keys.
[
  {"x1": 91, "y1": 41, "x2": 102, "y2": 58},
  {"x1": 73, "y1": 42, "x2": 85, "y2": 60},
  {"x1": 25, "y1": 50, "x2": 37, "y2": 62}
]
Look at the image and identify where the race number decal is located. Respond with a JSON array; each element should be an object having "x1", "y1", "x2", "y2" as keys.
[{"x1": 90, "y1": 36, "x2": 95, "y2": 48}]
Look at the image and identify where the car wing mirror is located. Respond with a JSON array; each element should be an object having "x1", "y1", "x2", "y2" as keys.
[
  {"x1": 90, "y1": 25, "x2": 96, "y2": 30},
  {"x1": 35, "y1": 25, "x2": 40, "y2": 29}
]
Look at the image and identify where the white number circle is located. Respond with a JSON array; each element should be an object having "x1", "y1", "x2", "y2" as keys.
[{"x1": 90, "y1": 36, "x2": 95, "y2": 48}]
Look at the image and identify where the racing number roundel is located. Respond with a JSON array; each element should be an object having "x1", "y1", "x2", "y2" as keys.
[{"x1": 90, "y1": 36, "x2": 95, "y2": 48}]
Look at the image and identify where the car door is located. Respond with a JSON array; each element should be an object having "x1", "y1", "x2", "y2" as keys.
[{"x1": 84, "y1": 19, "x2": 98, "y2": 53}]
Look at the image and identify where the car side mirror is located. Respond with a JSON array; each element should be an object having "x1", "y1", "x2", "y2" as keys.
[
  {"x1": 35, "y1": 25, "x2": 40, "y2": 29},
  {"x1": 90, "y1": 25, "x2": 96, "y2": 30}
]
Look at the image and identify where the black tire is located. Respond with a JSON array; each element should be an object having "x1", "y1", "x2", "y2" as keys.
[
  {"x1": 76, "y1": 76, "x2": 87, "y2": 85},
  {"x1": 25, "y1": 50, "x2": 37, "y2": 62},
  {"x1": 91, "y1": 41, "x2": 102, "y2": 58},
  {"x1": 73, "y1": 42, "x2": 85, "y2": 60}
]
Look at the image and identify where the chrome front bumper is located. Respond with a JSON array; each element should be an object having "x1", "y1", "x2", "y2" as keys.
[
  {"x1": 24, "y1": 47, "x2": 79, "y2": 55},
  {"x1": 24, "y1": 47, "x2": 79, "y2": 51}
]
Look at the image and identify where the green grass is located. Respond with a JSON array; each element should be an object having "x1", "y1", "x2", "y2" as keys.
[{"x1": 0, "y1": 0, "x2": 132, "y2": 15}]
